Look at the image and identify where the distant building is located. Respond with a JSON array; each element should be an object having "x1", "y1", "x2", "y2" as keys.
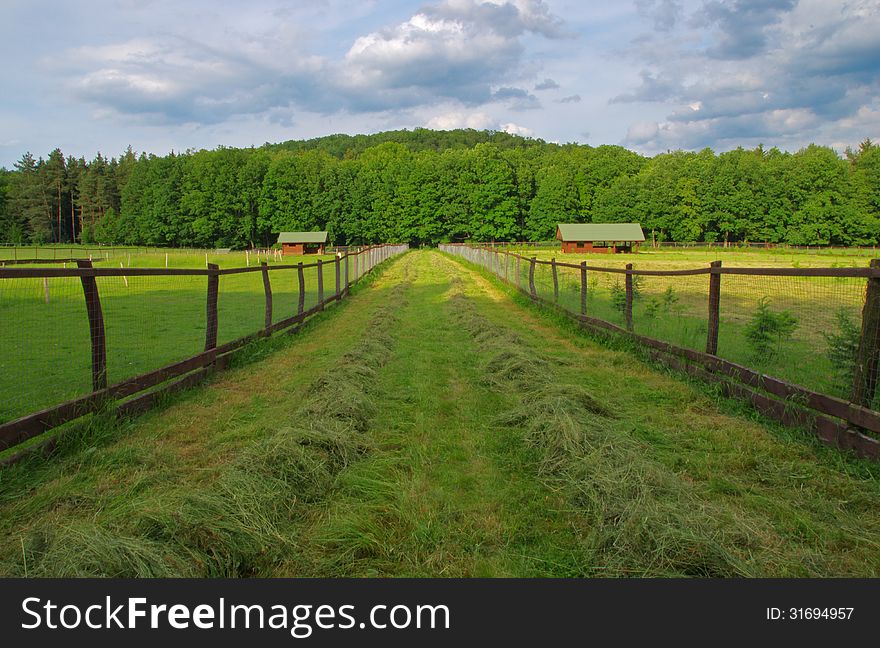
[
  {"x1": 556, "y1": 223, "x2": 645, "y2": 254},
  {"x1": 276, "y1": 231, "x2": 328, "y2": 255}
]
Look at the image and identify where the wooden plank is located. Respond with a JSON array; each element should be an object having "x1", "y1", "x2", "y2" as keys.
[
  {"x1": 335, "y1": 255, "x2": 341, "y2": 296},
  {"x1": 714, "y1": 266, "x2": 878, "y2": 278},
  {"x1": 116, "y1": 360, "x2": 224, "y2": 420},
  {"x1": 644, "y1": 348, "x2": 880, "y2": 460},
  {"x1": 0, "y1": 348, "x2": 219, "y2": 452},
  {"x1": 551, "y1": 258, "x2": 559, "y2": 302},
  {"x1": 851, "y1": 259, "x2": 880, "y2": 408},
  {"x1": 549, "y1": 262, "x2": 713, "y2": 276},
  {"x1": 0, "y1": 281, "x2": 348, "y2": 460},
  {"x1": 707, "y1": 260, "x2": 721, "y2": 355},
  {"x1": 577, "y1": 305, "x2": 880, "y2": 435},
  {"x1": 625, "y1": 262, "x2": 633, "y2": 331},
  {"x1": 76, "y1": 260, "x2": 107, "y2": 391},
  {"x1": 345, "y1": 253, "x2": 350, "y2": 293},
  {"x1": 0, "y1": 267, "x2": 212, "y2": 279},
  {"x1": 538, "y1": 258, "x2": 878, "y2": 279},
  {"x1": 261, "y1": 262, "x2": 272, "y2": 331}
]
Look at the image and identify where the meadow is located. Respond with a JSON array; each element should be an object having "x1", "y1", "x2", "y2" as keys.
[
  {"x1": 0, "y1": 247, "x2": 361, "y2": 424},
  {"x1": 1, "y1": 244, "x2": 877, "y2": 429},
  {"x1": 498, "y1": 245, "x2": 877, "y2": 405}
]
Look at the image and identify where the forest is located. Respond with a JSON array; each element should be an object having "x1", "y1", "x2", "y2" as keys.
[{"x1": 0, "y1": 128, "x2": 878, "y2": 248}]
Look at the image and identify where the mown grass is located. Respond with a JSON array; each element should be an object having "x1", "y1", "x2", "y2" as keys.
[
  {"x1": 274, "y1": 256, "x2": 597, "y2": 577},
  {"x1": 2, "y1": 250, "x2": 880, "y2": 578},
  {"x1": 0, "y1": 254, "x2": 410, "y2": 576},
  {"x1": 442, "y1": 250, "x2": 880, "y2": 576}
]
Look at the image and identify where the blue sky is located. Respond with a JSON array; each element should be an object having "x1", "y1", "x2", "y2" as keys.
[{"x1": 1, "y1": 0, "x2": 878, "y2": 167}]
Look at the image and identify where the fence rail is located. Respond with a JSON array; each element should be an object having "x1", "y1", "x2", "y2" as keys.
[
  {"x1": 0, "y1": 244, "x2": 408, "y2": 463},
  {"x1": 440, "y1": 243, "x2": 880, "y2": 460}
]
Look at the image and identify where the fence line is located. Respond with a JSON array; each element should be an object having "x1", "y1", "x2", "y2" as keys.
[
  {"x1": 446, "y1": 240, "x2": 880, "y2": 254},
  {"x1": 440, "y1": 243, "x2": 880, "y2": 461},
  {"x1": 0, "y1": 244, "x2": 408, "y2": 463}
]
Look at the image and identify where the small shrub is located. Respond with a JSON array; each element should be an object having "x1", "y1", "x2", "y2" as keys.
[
  {"x1": 644, "y1": 297, "x2": 661, "y2": 320},
  {"x1": 822, "y1": 308, "x2": 860, "y2": 394},
  {"x1": 611, "y1": 279, "x2": 627, "y2": 315},
  {"x1": 631, "y1": 274, "x2": 644, "y2": 298},
  {"x1": 745, "y1": 297, "x2": 798, "y2": 362},
  {"x1": 661, "y1": 286, "x2": 679, "y2": 312}
]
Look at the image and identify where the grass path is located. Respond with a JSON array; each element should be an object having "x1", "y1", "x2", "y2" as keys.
[
  {"x1": 281, "y1": 252, "x2": 592, "y2": 576},
  {"x1": 1, "y1": 250, "x2": 879, "y2": 576}
]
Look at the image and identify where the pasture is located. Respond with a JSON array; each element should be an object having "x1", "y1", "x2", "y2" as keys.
[
  {"x1": 501, "y1": 246, "x2": 877, "y2": 404},
  {"x1": 0, "y1": 248, "x2": 348, "y2": 424}
]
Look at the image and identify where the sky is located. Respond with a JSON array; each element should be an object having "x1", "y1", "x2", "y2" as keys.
[{"x1": 1, "y1": 0, "x2": 879, "y2": 168}]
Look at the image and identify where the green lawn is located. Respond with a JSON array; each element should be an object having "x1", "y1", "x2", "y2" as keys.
[
  {"x1": 0, "y1": 249, "x2": 354, "y2": 424},
  {"x1": 467, "y1": 245, "x2": 877, "y2": 406},
  {"x1": 1, "y1": 250, "x2": 879, "y2": 578}
]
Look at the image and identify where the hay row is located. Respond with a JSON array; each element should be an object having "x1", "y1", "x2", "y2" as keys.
[
  {"x1": 9, "y1": 275, "x2": 413, "y2": 577},
  {"x1": 444, "y1": 286, "x2": 775, "y2": 577}
]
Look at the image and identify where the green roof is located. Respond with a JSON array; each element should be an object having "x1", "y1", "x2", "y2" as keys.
[
  {"x1": 276, "y1": 231, "x2": 328, "y2": 244},
  {"x1": 556, "y1": 223, "x2": 645, "y2": 242}
]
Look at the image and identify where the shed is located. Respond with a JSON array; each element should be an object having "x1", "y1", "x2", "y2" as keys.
[
  {"x1": 556, "y1": 223, "x2": 645, "y2": 254},
  {"x1": 276, "y1": 231, "x2": 328, "y2": 256}
]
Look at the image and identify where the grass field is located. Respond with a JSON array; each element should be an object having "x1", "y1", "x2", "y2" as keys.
[
  {"x1": 0, "y1": 248, "x2": 364, "y2": 424},
  {"x1": 491, "y1": 246, "x2": 878, "y2": 405},
  {"x1": 1, "y1": 250, "x2": 879, "y2": 577},
  {"x1": 1, "y1": 244, "x2": 878, "y2": 426}
]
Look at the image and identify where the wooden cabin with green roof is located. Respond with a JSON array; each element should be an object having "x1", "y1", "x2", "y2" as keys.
[
  {"x1": 276, "y1": 231, "x2": 328, "y2": 256},
  {"x1": 556, "y1": 223, "x2": 645, "y2": 254}
]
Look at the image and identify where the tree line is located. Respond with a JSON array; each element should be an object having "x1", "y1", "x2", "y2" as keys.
[{"x1": 0, "y1": 129, "x2": 877, "y2": 247}]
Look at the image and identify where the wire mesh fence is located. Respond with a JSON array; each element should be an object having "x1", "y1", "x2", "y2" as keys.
[
  {"x1": 714, "y1": 274, "x2": 870, "y2": 404},
  {"x1": 0, "y1": 275, "x2": 93, "y2": 422},
  {"x1": 441, "y1": 243, "x2": 880, "y2": 425},
  {"x1": 0, "y1": 244, "x2": 408, "y2": 455}
]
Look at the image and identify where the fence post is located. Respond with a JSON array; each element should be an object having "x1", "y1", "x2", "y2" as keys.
[
  {"x1": 625, "y1": 263, "x2": 634, "y2": 331},
  {"x1": 551, "y1": 258, "x2": 559, "y2": 303},
  {"x1": 707, "y1": 260, "x2": 722, "y2": 355},
  {"x1": 205, "y1": 263, "x2": 219, "y2": 351},
  {"x1": 516, "y1": 255, "x2": 521, "y2": 289},
  {"x1": 76, "y1": 259, "x2": 107, "y2": 391},
  {"x1": 335, "y1": 255, "x2": 341, "y2": 296},
  {"x1": 317, "y1": 259, "x2": 324, "y2": 310},
  {"x1": 505, "y1": 253, "x2": 510, "y2": 283},
  {"x1": 297, "y1": 262, "x2": 306, "y2": 315},
  {"x1": 260, "y1": 262, "x2": 272, "y2": 332},
  {"x1": 529, "y1": 257, "x2": 537, "y2": 297},
  {"x1": 580, "y1": 261, "x2": 587, "y2": 316},
  {"x1": 851, "y1": 259, "x2": 880, "y2": 408},
  {"x1": 345, "y1": 253, "x2": 350, "y2": 293}
]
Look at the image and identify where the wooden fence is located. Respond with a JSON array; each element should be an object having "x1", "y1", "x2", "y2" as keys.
[
  {"x1": 0, "y1": 244, "x2": 408, "y2": 464},
  {"x1": 440, "y1": 243, "x2": 880, "y2": 460}
]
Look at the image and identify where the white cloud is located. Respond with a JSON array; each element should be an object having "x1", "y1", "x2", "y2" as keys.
[
  {"x1": 618, "y1": 0, "x2": 880, "y2": 153},
  {"x1": 625, "y1": 120, "x2": 659, "y2": 144},
  {"x1": 500, "y1": 122, "x2": 534, "y2": 136},
  {"x1": 425, "y1": 111, "x2": 495, "y2": 130}
]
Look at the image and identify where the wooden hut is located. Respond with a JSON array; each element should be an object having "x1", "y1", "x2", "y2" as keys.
[
  {"x1": 277, "y1": 231, "x2": 328, "y2": 256},
  {"x1": 556, "y1": 223, "x2": 645, "y2": 254}
]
